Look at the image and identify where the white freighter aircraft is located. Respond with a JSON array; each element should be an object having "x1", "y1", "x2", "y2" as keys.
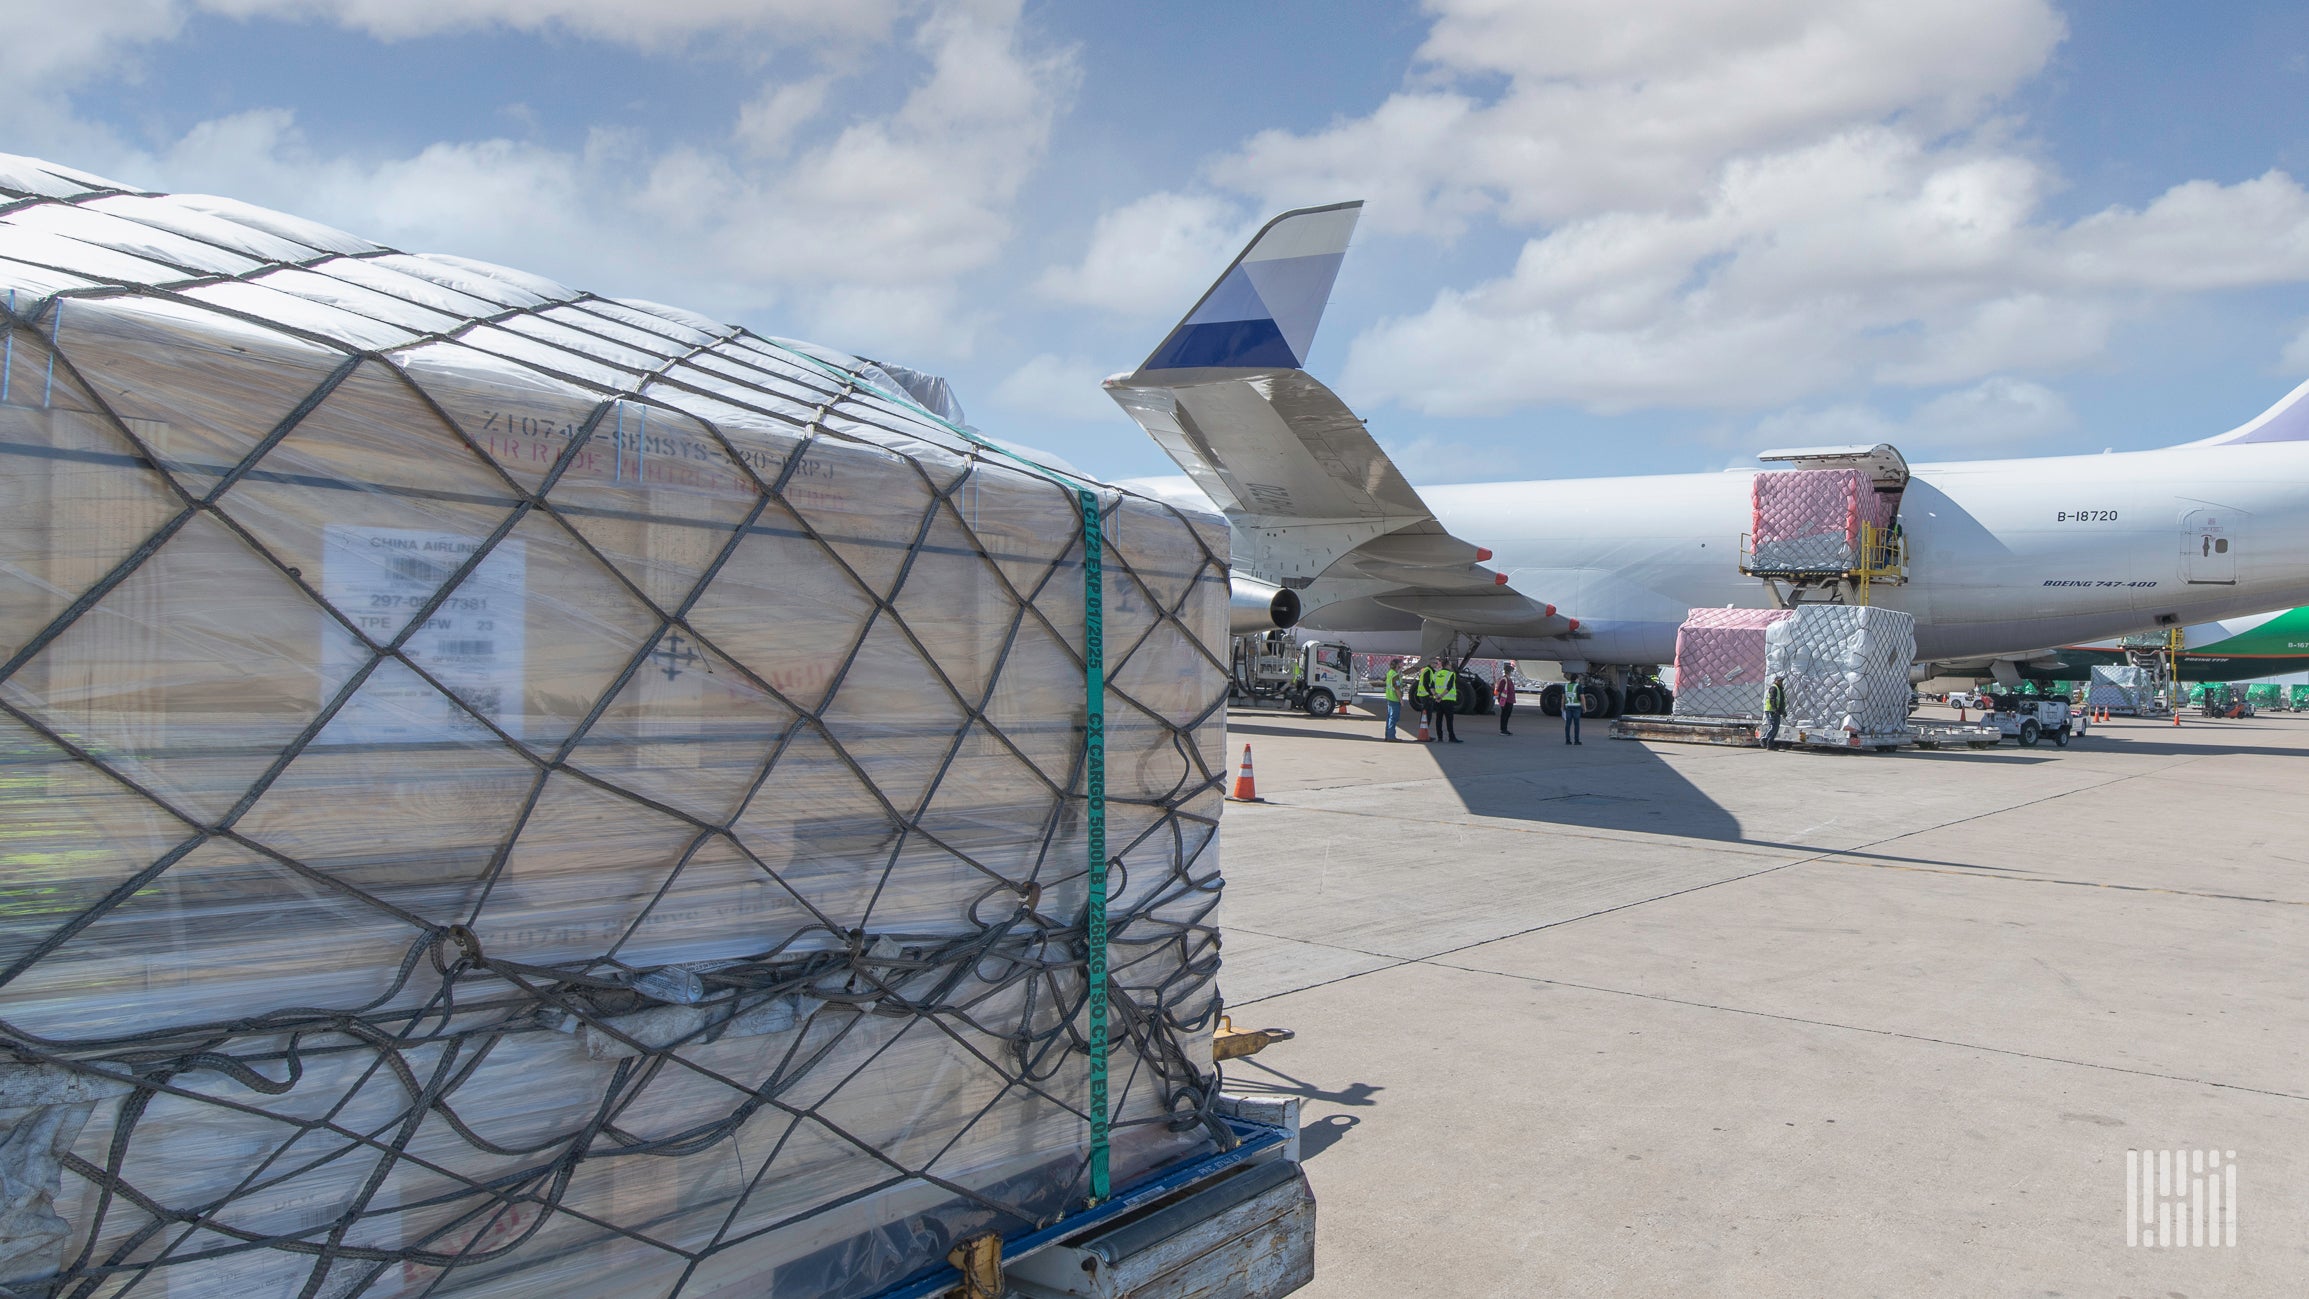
[{"x1": 1106, "y1": 202, "x2": 2309, "y2": 715}]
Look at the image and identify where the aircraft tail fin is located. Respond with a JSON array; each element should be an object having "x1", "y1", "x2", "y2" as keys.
[
  {"x1": 2189, "y1": 374, "x2": 2309, "y2": 445},
  {"x1": 1136, "y1": 201, "x2": 1362, "y2": 373}
]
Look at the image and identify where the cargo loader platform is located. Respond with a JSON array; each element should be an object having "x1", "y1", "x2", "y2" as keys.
[
  {"x1": 1612, "y1": 716, "x2": 2006, "y2": 751},
  {"x1": 1609, "y1": 716, "x2": 1764, "y2": 747}
]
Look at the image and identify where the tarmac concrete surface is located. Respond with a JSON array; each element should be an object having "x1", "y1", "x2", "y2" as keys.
[{"x1": 1215, "y1": 703, "x2": 2309, "y2": 1297}]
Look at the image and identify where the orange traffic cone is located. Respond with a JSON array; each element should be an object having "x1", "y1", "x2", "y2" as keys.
[
  {"x1": 1416, "y1": 713, "x2": 1432, "y2": 742},
  {"x1": 1229, "y1": 743, "x2": 1263, "y2": 802}
]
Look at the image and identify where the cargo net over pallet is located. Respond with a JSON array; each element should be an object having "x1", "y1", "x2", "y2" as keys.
[
  {"x1": 1764, "y1": 606, "x2": 1917, "y2": 738},
  {"x1": 1746, "y1": 468, "x2": 1898, "y2": 577},
  {"x1": 0, "y1": 154, "x2": 1232, "y2": 1299},
  {"x1": 1673, "y1": 606, "x2": 1916, "y2": 738},
  {"x1": 1670, "y1": 608, "x2": 1793, "y2": 720}
]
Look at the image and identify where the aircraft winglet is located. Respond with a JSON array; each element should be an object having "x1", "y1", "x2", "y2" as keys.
[{"x1": 1138, "y1": 201, "x2": 1362, "y2": 372}]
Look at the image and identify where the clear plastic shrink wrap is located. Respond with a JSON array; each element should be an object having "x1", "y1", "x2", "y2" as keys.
[
  {"x1": 2087, "y1": 664, "x2": 2148, "y2": 712},
  {"x1": 0, "y1": 154, "x2": 1231, "y2": 1298},
  {"x1": 1761, "y1": 606, "x2": 1917, "y2": 737},
  {"x1": 1670, "y1": 608, "x2": 1793, "y2": 719},
  {"x1": 1749, "y1": 469, "x2": 1894, "y2": 573}
]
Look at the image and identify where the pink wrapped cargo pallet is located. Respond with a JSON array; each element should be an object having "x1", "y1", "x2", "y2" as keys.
[
  {"x1": 1669, "y1": 608, "x2": 1793, "y2": 719},
  {"x1": 1749, "y1": 469, "x2": 1894, "y2": 573}
]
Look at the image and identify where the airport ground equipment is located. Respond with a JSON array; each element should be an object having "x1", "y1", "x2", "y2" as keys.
[
  {"x1": 1907, "y1": 720, "x2": 2012, "y2": 750},
  {"x1": 0, "y1": 159, "x2": 1291, "y2": 1299},
  {"x1": 1230, "y1": 632, "x2": 1365, "y2": 716},
  {"x1": 2199, "y1": 683, "x2": 2255, "y2": 718},
  {"x1": 1611, "y1": 714, "x2": 2002, "y2": 750},
  {"x1": 1980, "y1": 694, "x2": 2074, "y2": 747}
]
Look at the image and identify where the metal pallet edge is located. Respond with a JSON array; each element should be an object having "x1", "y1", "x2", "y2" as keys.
[{"x1": 866, "y1": 1117, "x2": 1293, "y2": 1299}]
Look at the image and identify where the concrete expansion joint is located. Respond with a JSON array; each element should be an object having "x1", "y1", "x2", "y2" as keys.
[{"x1": 1409, "y1": 963, "x2": 2309, "y2": 1105}]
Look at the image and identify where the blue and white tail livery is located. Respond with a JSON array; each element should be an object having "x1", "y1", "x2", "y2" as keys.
[
  {"x1": 2191, "y1": 374, "x2": 2309, "y2": 444},
  {"x1": 1139, "y1": 202, "x2": 1361, "y2": 372}
]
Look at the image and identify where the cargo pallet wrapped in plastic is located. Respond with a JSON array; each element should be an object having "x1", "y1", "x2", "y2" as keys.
[
  {"x1": 1749, "y1": 469, "x2": 1895, "y2": 574},
  {"x1": 2087, "y1": 664, "x2": 2150, "y2": 714},
  {"x1": 1670, "y1": 608, "x2": 1793, "y2": 719},
  {"x1": 1762, "y1": 606, "x2": 1918, "y2": 738},
  {"x1": 0, "y1": 155, "x2": 1233, "y2": 1299}
]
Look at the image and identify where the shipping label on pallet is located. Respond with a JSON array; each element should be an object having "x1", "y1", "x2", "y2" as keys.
[{"x1": 322, "y1": 525, "x2": 527, "y2": 742}]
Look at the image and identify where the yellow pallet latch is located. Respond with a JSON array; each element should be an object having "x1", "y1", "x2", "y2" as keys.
[
  {"x1": 1212, "y1": 1014, "x2": 1297, "y2": 1062},
  {"x1": 947, "y1": 1233, "x2": 1003, "y2": 1299}
]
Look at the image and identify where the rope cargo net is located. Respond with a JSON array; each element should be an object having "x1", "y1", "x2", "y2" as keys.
[
  {"x1": 1668, "y1": 608, "x2": 1792, "y2": 721},
  {"x1": 0, "y1": 153, "x2": 1233, "y2": 1298},
  {"x1": 1749, "y1": 468, "x2": 1893, "y2": 574},
  {"x1": 1761, "y1": 606, "x2": 1917, "y2": 736}
]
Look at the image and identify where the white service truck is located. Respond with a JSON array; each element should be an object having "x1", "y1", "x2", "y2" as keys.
[
  {"x1": 1981, "y1": 693, "x2": 2073, "y2": 747},
  {"x1": 1230, "y1": 633, "x2": 1363, "y2": 717}
]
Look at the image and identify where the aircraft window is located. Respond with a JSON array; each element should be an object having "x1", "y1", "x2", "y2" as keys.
[{"x1": 2215, "y1": 538, "x2": 2229, "y2": 553}]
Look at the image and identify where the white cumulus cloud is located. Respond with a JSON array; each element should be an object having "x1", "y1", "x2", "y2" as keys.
[
  {"x1": 20, "y1": 0, "x2": 1076, "y2": 362},
  {"x1": 1033, "y1": 192, "x2": 1256, "y2": 318},
  {"x1": 1158, "y1": 0, "x2": 2309, "y2": 423},
  {"x1": 1210, "y1": 0, "x2": 2067, "y2": 232},
  {"x1": 2281, "y1": 321, "x2": 2309, "y2": 376},
  {"x1": 1754, "y1": 376, "x2": 2074, "y2": 458},
  {"x1": 988, "y1": 353, "x2": 1123, "y2": 422}
]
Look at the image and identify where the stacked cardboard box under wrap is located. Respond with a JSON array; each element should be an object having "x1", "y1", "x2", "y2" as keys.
[
  {"x1": 1749, "y1": 469, "x2": 1895, "y2": 573},
  {"x1": 0, "y1": 155, "x2": 1231, "y2": 1298},
  {"x1": 1670, "y1": 609, "x2": 1794, "y2": 719},
  {"x1": 1761, "y1": 606, "x2": 1918, "y2": 738}
]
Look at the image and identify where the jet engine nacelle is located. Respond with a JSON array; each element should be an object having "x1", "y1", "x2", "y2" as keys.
[{"x1": 1230, "y1": 576, "x2": 1302, "y2": 634}]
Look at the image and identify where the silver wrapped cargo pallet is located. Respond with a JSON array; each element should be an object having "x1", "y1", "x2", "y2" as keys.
[{"x1": 0, "y1": 154, "x2": 1292, "y2": 1298}]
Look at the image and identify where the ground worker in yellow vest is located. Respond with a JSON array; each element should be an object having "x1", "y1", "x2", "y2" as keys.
[
  {"x1": 1383, "y1": 657, "x2": 1407, "y2": 740},
  {"x1": 1426, "y1": 660, "x2": 1461, "y2": 742},
  {"x1": 1763, "y1": 673, "x2": 1789, "y2": 750}
]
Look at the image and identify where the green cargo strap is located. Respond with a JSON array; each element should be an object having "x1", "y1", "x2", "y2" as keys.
[
  {"x1": 769, "y1": 343, "x2": 1118, "y2": 1204},
  {"x1": 1078, "y1": 486, "x2": 1111, "y2": 1204}
]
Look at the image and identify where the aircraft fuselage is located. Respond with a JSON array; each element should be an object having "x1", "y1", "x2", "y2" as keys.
[{"x1": 1294, "y1": 441, "x2": 2309, "y2": 667}]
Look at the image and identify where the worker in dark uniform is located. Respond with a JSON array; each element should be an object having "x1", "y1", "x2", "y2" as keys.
[
  {"x1": 1763, "y1": 673, "x2": 1789, "y2": 750},
  {"x1": 1428, "y1": 660, "x2": 1461, "y2": 743},
  {"x1": 1562, "y1": 671, "x2": 1584, "y2": 745}
]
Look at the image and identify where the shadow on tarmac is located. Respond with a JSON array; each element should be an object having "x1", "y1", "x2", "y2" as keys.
[
  {"x1": 1220, "y1": 1055, "x2": 1382, "y2": 1108},
  {"x1": 2073, "y1": 733, "x2": 2309, "y2": 760},
  {"x1": 1390, "y1": 721, "x2": 1751, "y2": 840}
]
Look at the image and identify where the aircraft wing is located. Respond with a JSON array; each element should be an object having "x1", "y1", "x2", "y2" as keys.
[{"x1": 1104, "y1": 202, "x2": 1574, "y2": 642}]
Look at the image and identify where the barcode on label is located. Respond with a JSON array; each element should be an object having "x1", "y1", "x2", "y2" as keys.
[
  {"x1": 391, "y1": 556, "x2": 444, "y2": 584},
  {"x1": 439, "y1": 639, "x2": 494, "y2": 657}
]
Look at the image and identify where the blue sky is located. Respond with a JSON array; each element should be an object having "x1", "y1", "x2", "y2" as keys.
[{"x1": 14, "y1": 1, "x2": 2309, "y2": 485}]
